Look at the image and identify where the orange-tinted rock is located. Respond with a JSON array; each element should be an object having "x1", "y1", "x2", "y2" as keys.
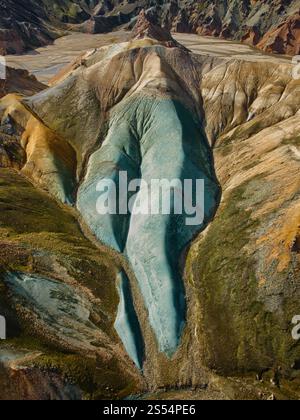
[
  {"x1": 241, "y1": 27, "x2": 261, "y2": 46},
  {"x1": 131, "y1": 10, "x2": 186, "y2": 50},
  {"x1": 0, "y1": 67, "x2": 46, "y2": 99},
  {"x1": 257, "y1": 12, "x2": 300, "y2": 55},
  {"x1": 0, "y1": 1, "x2": 300, "y2": 56}
]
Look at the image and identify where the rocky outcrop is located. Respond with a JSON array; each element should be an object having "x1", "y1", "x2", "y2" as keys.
[
  {"x1": 0, "y1": 67, "x2": 46, "y2": 99},
  {"x1": 0, "y1": 0, "x2": 57, "y2": 55},
  {"x1": 0, "y1": 167, "x2": 144, "y2": 399},
  {"x1": 0, "y1": 72, "x2": 46, "y2": 176},
  {"x1": 187, "y1": 59, "x2": 300, "y2": 377},
  {"x1": 0, "y1": 0, "x2": 95, "y2": 54},
  {"x1": 258, "y1": 11, "x2": 300, "y2": 55},
  {"x1": 0, "y1": 347, "x2": 83, "y2": 400},
  {"x1": 0, "y1": 130, "x2": 25, "y2": 169}
]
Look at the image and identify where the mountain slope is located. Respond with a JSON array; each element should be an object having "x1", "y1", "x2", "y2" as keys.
[{"x1": 0, "y1": 0, "x2": 94, "y2": 54}]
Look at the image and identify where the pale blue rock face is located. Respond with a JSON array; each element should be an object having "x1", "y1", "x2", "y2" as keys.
[
  {"x1": 4, "y1": 272, "x2": 89, "y2": 320},
  {"x1": 3, "y1": 272, "x2": 103, "y2": 348},
  {"x1": 78, "y1": 96, "x2": 220, "y2": 363},
  {"x1": 77, "y1": 119, "x2": 141, "y2": 252},
  {"x1": 114, "y1": 272, "x2": 144, "y2": 370}
]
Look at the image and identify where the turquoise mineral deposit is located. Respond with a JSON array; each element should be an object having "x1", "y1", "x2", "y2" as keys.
[{"x1": 78, "y1": 96, "x2": 220, "y2": 363}]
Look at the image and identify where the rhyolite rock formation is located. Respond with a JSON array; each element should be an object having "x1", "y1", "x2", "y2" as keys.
[
  {"x1": 0, "y1": 70, "x2": 46, "y2": 170},
  {"x1": 0, "y1": 12, "x2": 299, "y2": 400},
  {"x1": 0, "y1": 67, "x2": 46, "y2": 99},
  {"x1": 22, "y1": 15, "x2": 221, "y2": 365}
]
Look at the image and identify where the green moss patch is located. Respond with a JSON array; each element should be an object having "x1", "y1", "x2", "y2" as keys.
[
  {"x1": 0, "y1": 168, "x2": 118, "y2": 318},
  {"x1": 190, "y1": 175, "x2": 300, "y2": 375},
  {"x1": 0, "y1": 167, "x2": 142, "y2": 398},
  {"x1": 31, "y1": 352, "x2": 139, "y2": 400}
]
